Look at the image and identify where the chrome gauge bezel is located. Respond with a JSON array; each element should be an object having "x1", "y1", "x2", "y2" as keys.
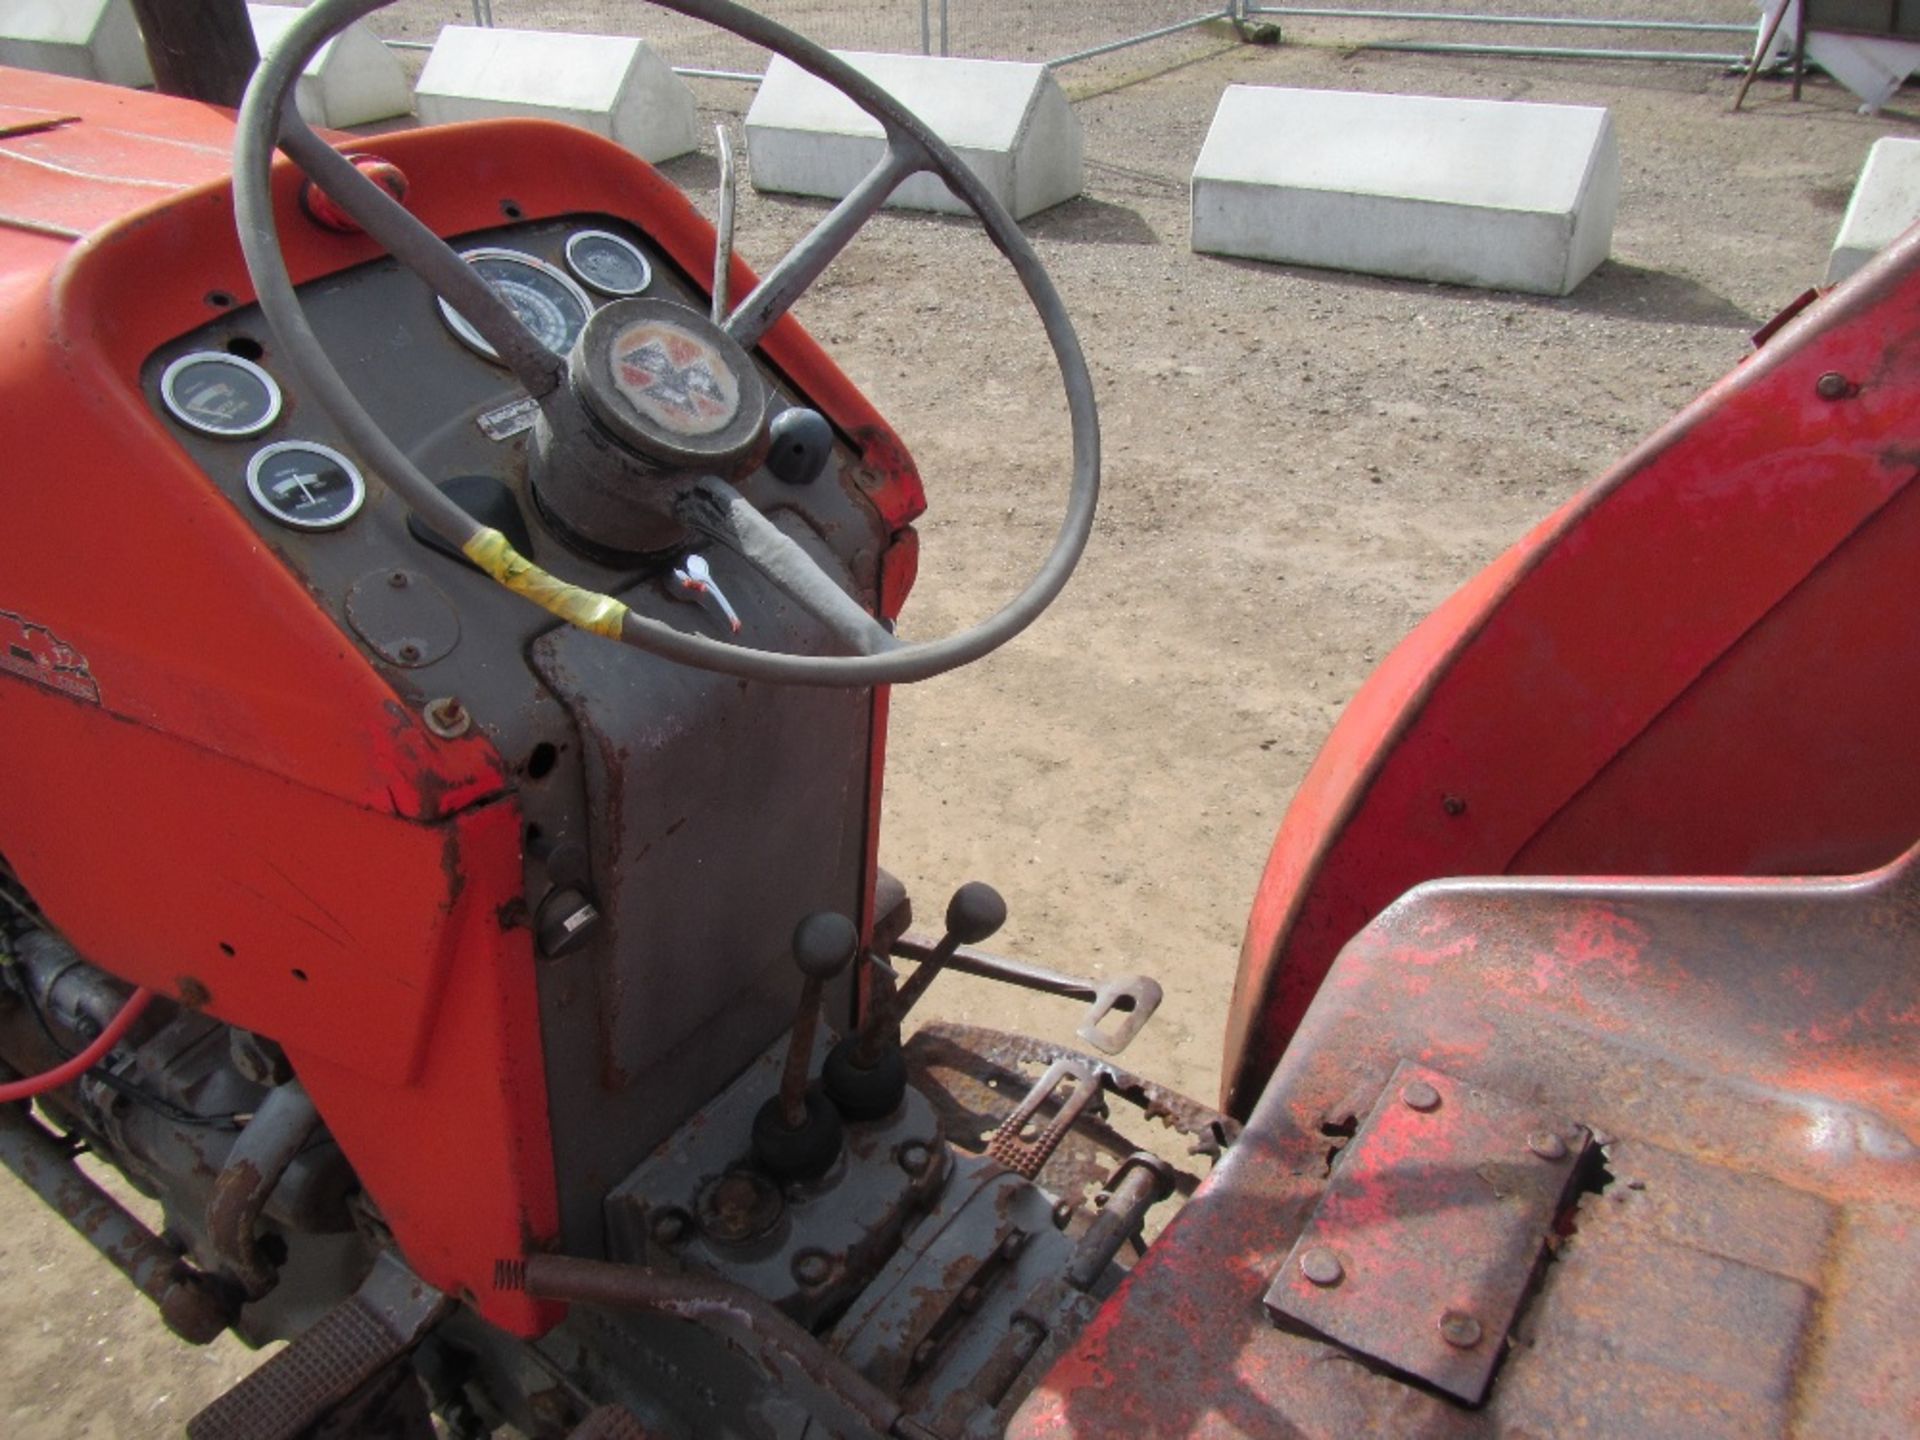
[
  {"x1": 564, "y1": 228, "x2": 655, "y2": 297},
  {"x1": 159, "y1": 350, "x2": 284, "y2": 437},
  {"x1": 245, "y1": 440, "x2": 368, "y2": 532},
  {"x1": 438, "y1": 247, "x2": 595, "y2": 363}
]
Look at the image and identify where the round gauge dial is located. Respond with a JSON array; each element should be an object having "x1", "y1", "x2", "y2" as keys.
[
  {"x1": 160, "y1": 351, "x2": 282, "y2": 437},
  {"x1": 246, "y1": 441, "x2": 366, "y2": 531},
  {"x1": 565, "y1": 229, "x2": 654, "y2": 297},
  {"x1": 438, "y1": 248, "x2": 594, "y2": 363}
]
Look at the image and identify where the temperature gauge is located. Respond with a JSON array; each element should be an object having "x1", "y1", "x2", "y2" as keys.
[
  {"x1": 246, "y1": 441, "x2": 366, "y2": 531},
  {"x1": 439, "y1": 248, "x2": 594, "y2": 363},
  {"x1": 565, "y1": 229, "x2": 653, "y2": 297},
  {"x1": 160, "y1": 351, "x2": 282, "y2": 437}
]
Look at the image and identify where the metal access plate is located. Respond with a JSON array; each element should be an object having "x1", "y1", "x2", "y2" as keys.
[{"x1": 1264, "y1": 1061, "x2": 1588, "y2": 1404}]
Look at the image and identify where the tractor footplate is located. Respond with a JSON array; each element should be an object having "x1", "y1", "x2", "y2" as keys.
[{"x1": 187, "y1": 1254, "x2": 451, "y2": 1440}]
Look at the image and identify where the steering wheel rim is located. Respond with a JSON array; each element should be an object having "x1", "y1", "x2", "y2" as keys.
[{"x1": 233, "y1": 0, "x2": 1099, "y2": 688}]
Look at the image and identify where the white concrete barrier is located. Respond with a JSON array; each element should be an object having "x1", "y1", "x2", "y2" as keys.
[
  {"x1": 0, "y1": 0, "x2": 151, "y2": 87},
  {"x1": 415, "y1": 25, "x2": 699, "y2": 164},
  {"x1": 1826, "y1": 136, "x2": 1920, "y2": 285},
  {"x1": 248, "y1": 5, "x2": 410, "y2": 130},
  {"x1": 745, "y1": 53, "x2": 1083, "y2": 220},
  {"x1": 1191, "y1": 86, "x2": 1619, "y2": 297}
]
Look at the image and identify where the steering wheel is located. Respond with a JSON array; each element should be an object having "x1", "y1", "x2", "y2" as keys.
[{"x1": 233, "y1": 0, "x2": 1099, "y2": 687}]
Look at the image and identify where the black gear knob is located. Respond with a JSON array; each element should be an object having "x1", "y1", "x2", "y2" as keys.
[
  {"x1": 792, "y1": 911, "x2": 858, "y2": 980},
  {"x1": 945, "y1": 882, "x2": 1007, "y2": 946}
]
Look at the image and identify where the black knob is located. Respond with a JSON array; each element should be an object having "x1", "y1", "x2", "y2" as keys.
[
  {"x1": 945, "y1": 882, "x2": 1007, "y2": 946},
  {"x1": 792, "y1": 911, "x2": 857, "y2": 980},
  {"x1": 765, "y1": 407, "x2": 833, "y2": 486}
]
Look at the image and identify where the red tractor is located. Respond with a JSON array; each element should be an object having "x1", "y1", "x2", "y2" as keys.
[{"x1": 0, "y1": 1, "x2": 1914, "y2": 1435}]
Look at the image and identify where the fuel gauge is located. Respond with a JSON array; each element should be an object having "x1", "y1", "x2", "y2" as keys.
[{"x1": 161, "y1": 351, "x2": 282, "y2": 437}]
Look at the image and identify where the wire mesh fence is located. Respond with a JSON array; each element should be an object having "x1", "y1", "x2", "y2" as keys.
[
  {"x1": 370, "y1": 0, "x2": 1761, "y2": 76},
  {"x1": 374, "y1": 0, "x2": 1244, "y2": 77}
]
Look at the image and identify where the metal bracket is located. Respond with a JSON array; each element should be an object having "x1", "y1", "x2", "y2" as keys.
[{"x1": 1264, "y1": 1061, "x2": 1589, "y2": 1405}]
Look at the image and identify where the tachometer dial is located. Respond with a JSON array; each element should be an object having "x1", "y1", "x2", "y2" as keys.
[
  {"x1": 246, "y1": 441, "x2": 366, "y2": 531},
  {"x1": 565, "y1": 229, "x2": 654, "y2": 297},
  {"x1": 438, "y1": 248, "x2": 594, "y2": 363},
  {"x1": 160, "y1": 351, "x2": 282, "y2": 437}
]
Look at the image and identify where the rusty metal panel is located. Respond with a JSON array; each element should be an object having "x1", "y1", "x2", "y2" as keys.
[{"x1": 1265, "y1": 1061, "x2": 1588, "y2": 1404}]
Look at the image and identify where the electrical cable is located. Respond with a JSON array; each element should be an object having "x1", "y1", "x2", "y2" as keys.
[
  {"x1": 4, "y1": 956, "x2": 247, "y2": 1129},
  {"x1": 0, "y1": 986, "x2": 156, "y2": 1104}
]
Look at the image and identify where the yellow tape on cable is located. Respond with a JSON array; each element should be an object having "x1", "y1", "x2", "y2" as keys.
[{"x1": 462, "y1": 527, "x2": 629, "y2": 639}]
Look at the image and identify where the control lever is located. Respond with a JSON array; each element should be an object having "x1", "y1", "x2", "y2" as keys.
[
  {"x1": 671, "y1": 553, "x2": 742, "y2": 634},
  {"x1": 752, "y1": 911, "x2": 856, "y2": 1181},
  {"x1": 890, "y1": 935, "x2": 1163, "y2": 1056},
  {"x1": 711, "y1": 123, "x2": 736, "y2": 326},
  {"x1": 823, "y1": 881, "x2": 1005, "y2": 1121}
]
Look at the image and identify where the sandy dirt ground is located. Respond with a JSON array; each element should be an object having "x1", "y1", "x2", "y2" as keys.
[{"x1": 2, "y1": 11, "x2": 1914, "y2": 1435}]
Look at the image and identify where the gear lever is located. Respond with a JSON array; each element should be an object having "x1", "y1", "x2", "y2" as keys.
[
  {"x1": 751, "y1": 911, "x2": 856, "y2": 1181},
  {"x1": 824, "y1": 882, "x2": 1005, "y2": 1120}
]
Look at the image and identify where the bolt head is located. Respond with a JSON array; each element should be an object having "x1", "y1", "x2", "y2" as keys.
[
  {"x1": 791, "y1": 1250, "x2": 832, "y2": 1287},
  {"x1": 1439, "y1": 1309, "x2": 1483, "y2": 1349},
  {"x1": 1816, "y1": 370, "x2": 1850, "y2": 400},
  {"x1": 897, "y1": 1141, "x2": 931, "y2": 1176},
  {"x1": 1299, "y1": 1246, "x2": 1344, "y2": 1287},
  {"x1": 1527, "y1": 1130, "x2": 1569, "y2": 1161},
  {"x1": 650, "y1": 1209, "x2": 688, "y2": 1247},
  {"x1": 1401, "y1": 1080, "x2": 1442, "y2": 1112}
]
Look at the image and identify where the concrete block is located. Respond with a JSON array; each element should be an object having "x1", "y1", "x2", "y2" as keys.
[
  {"x1": 1190, "y1": 85, "x2": 1619, "y2": 297},
  {"x1": 248, "y1": 5, "x2": 410, "y2": 130},
  {"x1": 0, "y1": 0, "x2": 151, "y2": 87},
  {"x1": 415, "y1": 25, "x2": 699, "y2": 164},
  {"x1": 745, "y1": 52, "x2": 1083, "y2": 220},
  {"x1": 1826, "y1": 136, "x2": 1920, "y2": 285}
]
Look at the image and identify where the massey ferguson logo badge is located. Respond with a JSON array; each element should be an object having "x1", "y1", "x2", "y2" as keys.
[
  {"x1": 0, "y1": 610, "x2": 100, "y2": 705},
  {"x1": 611, "y1": 321, "x2": 739, "y2": 437}
]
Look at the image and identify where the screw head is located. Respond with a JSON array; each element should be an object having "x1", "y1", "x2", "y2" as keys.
[
  {"x1": 791, "y1": 1250, "x2": 833, "y2": 1288},
  {"x1": 650, "y1": 1209, "x2": 689, "y2": 1248},
  {"x1": 1527, "y1": 1130, "x2": 1569, "y2": 1161},
  {"x1": 1439, "y1": 1309, "x2": 1483, "y2": 1349},
  {"x1": 1401, "y1": 1080, "x2": 1442, "y2": 1112},
  {"x1": 423, "y1": 695, "x2": 470, "y2": 738},
  {"x1": 1815, "y1": 370, "x2": 1850, "y2": 400},
  {"x1": 1299, "y1": 1246, "x2": 1344, "y2": 1286}
]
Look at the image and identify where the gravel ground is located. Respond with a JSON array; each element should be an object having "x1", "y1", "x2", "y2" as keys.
[{"x1": 3, "y1": 13, "x2": 1914, "y2": 1435}]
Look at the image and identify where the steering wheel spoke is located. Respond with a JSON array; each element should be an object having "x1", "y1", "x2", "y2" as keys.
[
  {"x1": 724, "y1": 137, "x2": 926, "y2": 351},
  {"x1": 276, "y1": 119, "x2": 565, "y2": 399}
]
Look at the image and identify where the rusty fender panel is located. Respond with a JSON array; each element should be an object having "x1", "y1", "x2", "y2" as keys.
[{"x1": 1011, "y1": 848, "x2": 1920, "y2": 1438}]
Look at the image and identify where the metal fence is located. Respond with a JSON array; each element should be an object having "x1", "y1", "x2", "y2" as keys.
[{"x1": 372, "y1": 0, "x2": 1759, "y2": 78}]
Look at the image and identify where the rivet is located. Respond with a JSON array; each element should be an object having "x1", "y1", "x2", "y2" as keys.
[
  {"x1": 1527, "y1": 1130, "x2": 1568, "y2": 1161},
  {"x1": 387, "y1": 570, "x2": 409, "y2": 589},
  {"x1": 1299, "y1": 1247, "x2": 1344, "y2": 1286},
  {"x1": 1441, "y1": 794, "x2": 1467, "y2": 817},
  {"x1": 791, "y1": 1251, "x2": 832, "y2": 1287},
  {"x1": 897, "y1": 1141, "x2": 931, "y2": 1176},
  {"x1": 1815, "y1": 371, "x2": 1850, "y2": 400},
  {"x1": 650, "y1": 1209, "x2": 688, "y2": 1248},
  {"x1": 1439, "y1": 1309, "x2": 1483, "y2": 1349},
  {"x1": 1401, "y1": 1080, "x2": 1441, "y2": 1112}
]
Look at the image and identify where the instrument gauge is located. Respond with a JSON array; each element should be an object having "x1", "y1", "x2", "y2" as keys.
[
  {"x1": 439, "y1": 247, "x2": 593, "y2": 363},
  {"x1": 565, "y1": 229, "x2": 654, "y2": 297},
  {"x1": 246, "y1": 441, "x2": 366, "y2": 531},
  {"x1": 160, "y1": 351, "x2": 282, "y2": 437}
]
